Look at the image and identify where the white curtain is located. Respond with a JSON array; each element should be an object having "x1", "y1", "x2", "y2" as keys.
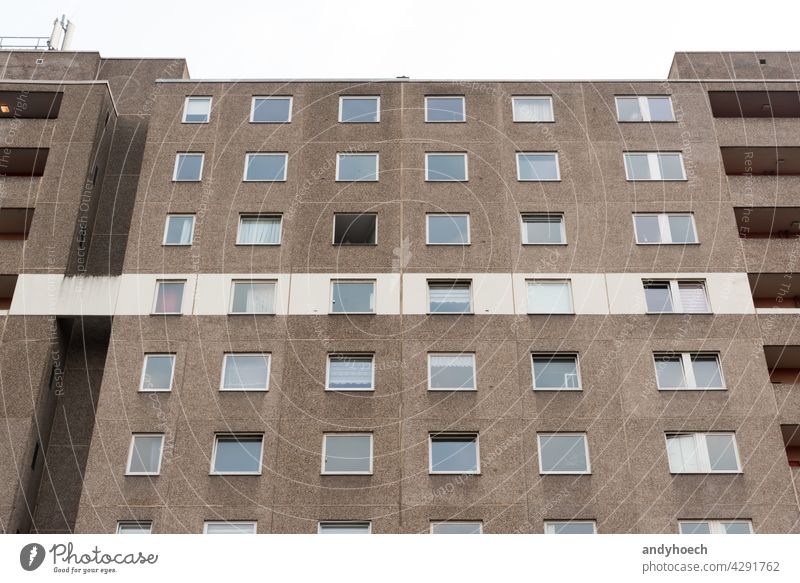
[
  {"x1": 515, "y1": 98, "x2": 552, "y2": 121},
  {"x1": 429, "y1": 285, "x2": 470, "y2": 305},
  {"x1": 666, "y1": 434, "x2": 701, "y2": 473},
  {"x1": 328, "y1": 357, "x2": 373, "y2": 388},
  {"x1": 239, "y1": 217, "x2": 281, "y2": 244},
  {"x1": 679, "y1": 282, "x2": 708, "y2": 313},
  {"x1": 223, "y1": 355, "x2": 269, "y2": 389},
  {"x1": 234, "y1": 282, "x2": 275, "y2": 313},
  {"x1": 527, "y1": 281, "x2": 571, "y2": 313}
]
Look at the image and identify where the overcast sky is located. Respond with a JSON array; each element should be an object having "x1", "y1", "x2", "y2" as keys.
[{"x1": 5, "y1": 0, "x2": 800, "y2": 79}]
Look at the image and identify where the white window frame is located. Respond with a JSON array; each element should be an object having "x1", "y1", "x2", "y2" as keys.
[
  {"x1": 516, "y1": 152, "x2": 561, "y2": 181},
  {"x1": 182, "y1": 96, "x2": 212, "y2": 124},
  {"x1": 526, "y1": 279, "x2": 574, "y2": 314},
  {"x1": 428, "y1": 433, "x2": 480, "y2": 475},
  {"x1": 633, "y1": 213, "x2": 698, "y2": 244},
  {"x1": 430, "y1": 521, "x2": 483, "y2": 534},
  {"x1": 202, "y1": 521, "x2": 257, "y2": 534},
  {"x1": 210, "y1": 434, "x2": 264, "y2": 476},
  {"x1": 678, "y1": 520, "x2": 753, "y2": 534},
  {"x1": 228, "y1": 280, "x2": 277, "y2": 315},
  {"x1": 531, "y1": 353, "x2": 581, "y2": 391},
  {"x1": 116, "y1": 521, "x2": 153, "y2": 534},
  {"x1": 243, "y1": 153, "x2": 288, "y2": 182},
  {"x1": 544, "y1": 521, "x2": 597, "y2": 534},
  {"x1": 653, "y1": 352, "x2": 725, "y2": 391},
  {"x1": 162, "y1": 214, "x2": 195, "y2": 246},
  {"x1": 520, "y1": 213, "x2": 566, "y2": 245},
  {"x1": 249, "y1": 96, "x2": 293, "y2": 123},
  {"x1": 425, "y1": 213, "x2": 471, "y2": 245},
  {"x1": 325, "y1": 353, "x2": 376, "y2": 392},
  {"x1": 511, "y1": 96, "x2": 555, "y2": 122},
  {"x1": 219, "y1": 353, "x2": 271, "y2": 392},
  {"x1": 332, "y1": 213, "x2": 378, "y2": 246},
  {"x1": 425, "y1": 152, "x2": 469, "y2": 182},
  {"x1": 321, "y1": 433, "x2": 374, "y2": 475},
  {"x1": 235, "y1": 214, "x2": 283, "y2": 246},
  {"x1": 643, "y1": 280, "x2": 711, "y2": 314},
  {"x1": 427, "y1": 280, "x2": 473, "y2": 315},
  {"x1": 172, "y1": 153, "x2": 204, "y2": 182},
  {"x1": 624, "y1": 152, "x2": 687, "y2": 181},
  {"x1": 138, "y1": 354, "x2": 176, "y2": 393},
  {"x1": 151, "y1": 280, "x2": 186, "y2": 315},
  {"x1": 424, "y1": 96, "x2": 466, "y2": 122},
  {"x1": 125, "y1": 434, "x2": 165, "y2": 476},
  {"x1": 329, "y1": 279, "x2": 376, "y2": 315},
  {"x1": 338, "y1": 96, "x2": 381, "y2": 123},
  {"x1": 615, "y1": 96, "x2": 675, "y2": 122},
  {"x1": 537, "y1": 433, "x2": 591, "y2": 475},
  {"x1": 318, "y1": 521, "x2": 373, "y2": 534},
  {"x1": 427, "y1": 352, "x2": 477, "y2": 391},
  {"x1": 665, "y1": 432, "x2": 742, "y2": 474},
  {"x1": 335, "y1": 153, "x2": 379, "y2": 182}
]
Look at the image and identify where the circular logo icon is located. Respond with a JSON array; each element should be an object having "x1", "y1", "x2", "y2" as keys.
[{"x1": 20, "y1": 543, "x2": 46, "y2": 571}]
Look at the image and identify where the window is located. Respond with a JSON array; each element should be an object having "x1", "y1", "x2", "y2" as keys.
[
  {"x1": 616, "y1": 96, "x2": 674, "y2": 122},
  {"x1": 203, "y1": 522, "x2": 257, "y2": 534},
  {"x1": 633, "y1": 213, "x2": 697, "y2": 244},
  {"x1": 532, "y1": 354, "x2": 580, "y2": 391},
  {"x1": 318, "y1": 521, "x2": 372, "y2": 534},
  {"x1": 250, "y1": 96, "x2": 292, "y2": 123},
  {"x1": 211, "y1": 435, "x2": 263, "y2": 475},
  {"x1": 236, "y1": 214, "x2": 282, "y2": 245},
  {"x1": 426, "y1": 214, "x2": 470, "y2": 245},
  {"x1": 516, "y1": 153, "x2": 560, "y2": 181},
  {"x1": 230, "y1": 281, "x2": 276, "y2": 314},
  {"x1": 429, "y1": 433, "x2": 479, "y2": 474},
  {"x1": 544, "y1": 521, "x2": 597, "y2": 534},
  {"x1": 512, "y1": 96, "x2": 554, "y2": 122},
  {"x1": 126, "y1": 434, "x2": 164, "y2": 475},
  {"x1": 220, "y1": 354, "x2": 270, "y2": 391},
  {"x1": 139, "y1": 354, "x2": 175, "y2": 392},
  {"x1": 654, "y1": 353, "x2": 724, "y2": 390},
  {"x1": 428, "y1": 353, "x2": 476, "y2": 391},
  {"x1": 425, "y1": 153, "x2": 468, "y2": 181},
  {"x1": 425, "y1": 96, "x2": 465, "y2": 122},
  {"x1": 526, "y1": 280, "x2": 573, "y2": 314},
  {"x1": 116, "y1": 521, "x2": 152, "y2": 534},
  {"x1": 244, "y1": 153, "x2": 287, "y2": 181},
  {"x1": 173, "y1": 153, "x2": 204, "y2": 181},
  {"x1": 624, "y1": 152, "x2": 686, "y2": 181},
  {"x1": 428, "y1": 280, "x2": 472, "y2": 314},
  {"x1": 152, "y1": 280, "x2": 185, "y2": 315},
  {"x1": 666, "y1": 432, "x2": 741, "y2": 473},
  {"x1": 643, "y1": 280, "x2": 710, "y2": 314},
  {"x1": 537, "y1": 433, "x2": 590, "y2": 474},
  {"x1": 430, "y1": 522, "x2": 482, "y2": 534},
  {"x1": 678, "y1": 521, "x2": 752, "y2": 534},
  {"x1": 333, "y1": 213, "x2": 377, "y2": 245},
  {"x1": 326, "y1": 354, "x2": 375, "y2": 391},
  {"x1": 322, "y1": 434, "x2": 373, "y2": 474},
  {"x1": 182, "y1": 97, "x2": 212, "y2": 123},
  {"x1": 339, "y1": 96, "x2": 380, "y2": 123},
  {"x1": 0, "y1": 207, "x2": 34, "y2": 240},
  {"x1": 163, "y1": 214, "x2": 195, "y2": 246},
  {"x1": 521, "y1": 213, "x2": 565, "y2": 245},
  {"x1": 330, "y1": 280, "x2": 375, "y2": 314},
  {"x1": 336, "y1": 153, "x2": 379, "y2": 181}
]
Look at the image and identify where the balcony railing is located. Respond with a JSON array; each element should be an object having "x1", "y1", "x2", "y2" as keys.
[{"x1": 0, "y1": 36, "x2": 51, "y2": 50}]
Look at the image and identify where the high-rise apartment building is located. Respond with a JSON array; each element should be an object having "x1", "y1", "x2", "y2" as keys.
[{"x1": 1, "y1": 49, "x2": 799, "y2": 534}]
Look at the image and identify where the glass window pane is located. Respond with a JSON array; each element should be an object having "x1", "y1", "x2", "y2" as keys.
[
  {"x1": 666, "y1": 434, "x2": 701, "y2": 473},
  {"x1": 644, "y1": 283, "x2": 672, "y2": 312},
  {"x1": 331, "y1": 282, "x2": 375, "y2": 313},
  {"x1": 705, "y1": 434, "x2": 739, "y2": 472},
  {"x1": 431, "y1": 522, "x2": 481, "y2": 534},
  {"x1": 538, "y1": 434, "x2": 588, "y2": 473},
  {"x1": 117, "y1": 522, "x2": 152, "y2": 534},
  {"x1": 222, "y1": 355, "x2": 269, "y2": 390},
  {"x1": 517, "y1": 154, "x2": 559, "y2": 180},
  {"x1": 164, "y1": 215, "x2": 193, "y2": 245},
  {"x1": 231, "y1": 282, "x2": 275, "y2": 314},
  {"x1": 533, "y1": 356, "x2": 579, "y2": 389},
  {"x1": 426, "y1": 97, "x2": 464, "y2": 122},
  {"x1": 547, "y1": 522, "x2": 595, "y2": 534},
  {"x1": 654, "y1": 355, "x2": 686, "y2": 389},
  {"x1": 513, "y1": 97, "x2": 553, "y2": 122},
  {"x1": 340, "y1": 98, "x2": 379, "y2": 122},
  {"x1": 634, "y1": 215, "x2": 662, "y2": 243},
  {"x1": 527, "y1": 281, "x2": 572, "y2": 313},
  {"x1": 319, "y1": 522, "x2": 371, "y2": 534},
  {"x1": 213, "y1": 437, "x2": 262, "y2": 473},
  {"x1": 430, "y1": 436, "x2": 478, "y2": 473},
  {"x1": 678, "y1": 282, "x2": 708, "y2": 313},
  {"x1": 128, "y1": 436, "x2": 162, "y2": 474},
  {"x1": 658, "y1": 153, "x2": 685, "y2": 179},
  {"x1": 679, "y1": 522, "x2": 711, "y2": 534},
  {"x1": 647, "y1": 97, "x2": 674, "y2": 122},
  {"x1": 428, "y1": 283, "x2": 471, "y2": 313},
  {"x1": 522, "y1": 215, "x2": 564, "y2": 244},
  {"x1": 334, "y1": 214, "x2": 376, "y2": 245},
  {"x1": 617, "y1": 98, "x2": 643, "y2": 121},
  {"x1": 184, "y1": 98, "x2": 210, "y2": 123},
  {"x1": 337, "y1": 154, "x2": 378, "y2": 181},
  {"x1": 429, "y1": 354, "x2": 475, "y2": 390},
  {"x1": 426, "y1": 154, "x2": 467, "y2": 181},
  {"x1": 668, "y1": 215, "x2": 696, "y2": 243},
  {"x1": 251, "y1": 98, "x2": 291, "y2": 123},
  {"x1": 691, "y1": 355, "x2": 722, "y2": 388},
  {"x1": 154, "y1": 282, "x2": 184, "y2": 314},
  {"x1": 237, "y1": 216, "x2": 281, "y2": 245},
  {"x1": 722, "y1": 522, "x2": 751, "y2": 534},
  {"x1": 245, "y1": 154, "x2": 286, "y2": 181},
  {"x1": 328, "y1": 356, "x2": 374, "y2": 390},
  {"x1": 174, "y1": 154, "x2": 203, "y2": 181},
  {"x1": 427, "y1": 215, "x2": 469, "y2": 244},
  {"x1": 624, "y1": 154, "x2": 651, "y2": 179},
  {"x1": 324, "y1": 435, "x2": 372, "y2": 473},
  {"x1": 204, "y1": 522, "x2": 256, "y2": 534},
  {"x1": 141, "y1": 355, "x2": 174, "y2": 391}
]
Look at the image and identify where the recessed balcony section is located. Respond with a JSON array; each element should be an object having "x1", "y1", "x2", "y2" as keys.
[
  {"x1": 710, "y1": 91, "x2": 800, "y2": 118},
  {"x1": 0, "y1": 274, "x2": 18, "y2": 310},
  {"x1": 748, "y1": 273, "x2": 800, "y2": 311},
  {"x1": 0, "y1": 148, "x2": 49, "y2": 177},
  {"x1": 721, "y1": 147, "x2": 800, "y2": 176},
  {"x1": 0, "y1": 208, "x2": 34, "y2": 240},
  {"x1": 0, "y1": 91, "x2": 63, "y2": 119},
  {"x1": 781, "y1": 425, "x2": 800, "y2": 468},
  {"x1": 734, "y1": 207, "x2": 800, "y2": 239},
  {"x1": 764, "y1": 346, "x2": 800, "y2": 385}
]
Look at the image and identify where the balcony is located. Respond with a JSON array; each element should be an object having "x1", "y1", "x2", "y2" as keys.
[
  {"x1": 764, "y1": 346, "x2": 800, "y2": 384},
  {"x1": 0, "y1": 91, "x2": 62, "y2": 119},
  {"x1": 710, "y1": 91, "x2": 800, "y2": 118},
  {"x1": 0, "y1": 274, "x2": 17, "y2": 310},
  {"x1": 721, "y1": 147, "x2": 800, "y2": 176},
  {"x1": 0, "y1": 208, "x2": 33, "y2": 240},
  {"x1": 781, "y1": 425, "x2": 800, "y2": 468},
  {"x1": 0, "y1": 148, "x2": 49, "y2": 177},
  {"x1": 735, "y1": 208, "x2": 800, "y2": 271},
  {"x1": 748, "y1": 273, "x2": 800, "y2": 312}
]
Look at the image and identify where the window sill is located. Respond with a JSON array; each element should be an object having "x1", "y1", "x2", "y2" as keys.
[
  {"x1": 428, "y1": 388, "x2": 478, "y2": 392},
  {"x1": 209, "y1": 472, "x2": 262, "y2": 476},
  {"x1": 249, "y1": 121, "x2": 291, "y2": 124},
  {"x1": 635, "y1": 242, "x2": 700, "y2": 246},
  {"x1": 242, "y1": 179, "x2": 288, "y2": 183},
  {"x1": 517, "y1": 179, "x2": 562, "y2": 182},
  {"x1": 138, "y1": 388, "x2": 172, "y2": 393},
  {"x1": 539, "y1": 471, "x2": 592, "y2": 476},
  {"x1": 426, "y1": 243, "x2": 471, "y2": 247},
  {"x1": 522, "y1": 242, "x2": 568, "y2": 246},
  {"x1": 617, "y1": 120, "x2": 677, "y2": 124},
  {"x1": 325, "y1": 388, "x2": 375, "y2": 392},
  {"x1": 228, "y1": 312, "x2": 277, "y2": 316},
  {"x1": 218, "y1": 388, "x2": 269, "y2": 392},
  {"x1": 150, "y1": 313, "x2": 183, "y2": 316},
  {"x1": 321, "y1": 472, "x2": 374, "y2": 476},
  {"x1": 670, "y1": 471, "x2": 742, "y2": 475},
  {"x1": 425, "y1": 179, "x2": 469, "y2": 183},
  {"x1": 626, "y1": 178, "x2": 688, "y2": 182},
  {"x1": 658, "y1": 387, "x2": 727, "y2": 392},
  {"x1": 533, "y1": 387, "x2": 582, "y2": 392},
  {"x1": 429, "y1": 471, "x2": 481, "y2": 475},
  {"x1": 512, "y1": 120, "x2": 555, "y2": 124}
]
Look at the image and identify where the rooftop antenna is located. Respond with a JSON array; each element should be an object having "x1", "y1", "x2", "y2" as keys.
[{"x1": 48, "y1": 15, "x2": 75, "y2": 51}]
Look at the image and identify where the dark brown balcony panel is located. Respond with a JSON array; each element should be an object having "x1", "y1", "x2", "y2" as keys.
[
  {"x1": 0, "y1": 208, "x2": 34, "y2": 240},
  {"x1": 0, "y1": 148, "x2": 49, "y2": 177},
  {"x1": 764, "y1": 346, "x2": 800, "y2": 384},
  {"x1": 0, "y1": 274, "x2": 17, "y2": 310},
  {"x1": 748, "y1": 273, "x2": 800, "y2": 308},
  {"x1": 734, "y1": 207, "x2": 800, "y2": 239},
  {"x1": 710, "y1": 91, "x2": 800, "y2": 118},
  {"x1": 0, "y1": 91, "x2": 63, "y2": 119},
  {"x1": 721, "y1": 146, "x2": 800, "y2": 176},
  {"x1": 781, "y1": 425, "x2": 800, "y2": 468}
]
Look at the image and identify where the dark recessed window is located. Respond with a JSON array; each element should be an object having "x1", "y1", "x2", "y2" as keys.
[{"x1": 333, "y1": 213, "x2": 377, "y2": 245}]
